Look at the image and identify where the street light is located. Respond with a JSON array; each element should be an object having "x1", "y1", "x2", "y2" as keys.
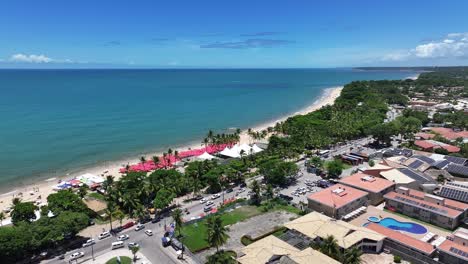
[{"x1": 91, "y1": 243, "x2": 95, "y2": 261}]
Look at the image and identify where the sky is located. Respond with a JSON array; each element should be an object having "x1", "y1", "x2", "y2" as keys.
[{"x1": 1, "y1": 0, "x2": 468, "y2": 68}]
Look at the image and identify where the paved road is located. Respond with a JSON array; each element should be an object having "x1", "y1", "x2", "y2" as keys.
[{"x1": 45, "y1": 217, "x2": 181, "y2": 264}]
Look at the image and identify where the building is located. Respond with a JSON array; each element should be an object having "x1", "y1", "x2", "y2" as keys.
[
  {"x1": 284, "y1": 212, "x2": 385, "y2": 253},
  {"x1": 429, "y1": 127, "x2": 468, "y2": 142},
  {"x1": 414, "y1": 140, "x2": 460, "y2": 153},
  {"x1": 384, "y1": 187, "x2": 468, "y2": 230},
  {"x1": 307, "y1": 184, "x2": 369, "y2": 219},
  {"x1": 437, "y1": 182, "x2": 468, "y2": 203},
  {"x1": 379, "y1": 169, "x2": 418, "y2": 189},
  {"x1": 360, "y1": 163, "x2": 393, "y2": 177},
  {"x1": 339, "y1": 173, "x2": 395, "y2": 205},
  {"x1": 446, "y1": 163, "x2": 468, "y2": 178},
  {"x1": 366, "y1": 223, "x2": 437, "y2": 264},
  {"x1": 438, "y1": 227, "x2": 468, "y2": 264},
  {"x1": 237, "y1": 235, "x2": 339, "y2": 264}
]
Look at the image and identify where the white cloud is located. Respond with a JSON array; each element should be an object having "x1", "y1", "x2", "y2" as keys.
[
  {"x1": 9, "y1": 53, "x2": 54, "y2": 63},
  {"x1": 382, "y1": 32, "x2": 468, "y2": 61}
]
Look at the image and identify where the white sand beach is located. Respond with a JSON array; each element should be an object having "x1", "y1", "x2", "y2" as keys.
[{"x1": 0, "y1": 86, "x2": 343, "y2": 215}]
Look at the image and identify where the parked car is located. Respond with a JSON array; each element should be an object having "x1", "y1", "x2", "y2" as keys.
[
  {"x1": 206, "y1": 200, "x2": 214, "y2": 206},
  {"x1": 98, "y1": 231, "x2": 111, "y2": 240},
  {"x1": 145, "y1": 230, "x2": 153, "y2": 236},
  {"x1": 135, "y1": 224, "x2": 145, "y2": 231},
  {"x1": 70, "y1": 252, "x2": 84, "y2": 260},
  {"x1": 211, "y1": 193, "x2": 220, "y2": 200},
  {"x1": 122, "y1": 221, "x2": 135, "y2": 229},
  {"x1": 200, "y1": 198, "x2": 207, "y2": 204},
  {"x1": 82, "y1": 239, "x2": 95, "y2": 247},
  {"x1": 117, "y1": 234, "x2": 129, "y2": 241},
  {"x1": 171, "y1": 238, "x2": 183, "y2": 251},
  {"x1": 151, "y1": 216, "x2": 161, "y2": 223},
  {"x1": 204, "y1": 206, "x2": 213, "y2": 212},
  {"x1": 226, "y1": 188, "x2": 233, "y2": 193}
]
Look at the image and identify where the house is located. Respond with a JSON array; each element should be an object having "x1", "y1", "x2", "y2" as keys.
[
  {"x1": 284, "y1": 212, "x2": 385, "y2": 253},
  {"x1": 437, "y1": 182, "x2": 468, "y2": 203},
  {"x1": 438, "y1": 227, "x2": 468, "y2": 264},
  {"x1": 339, "y1": 173, "x2": 395, "y2": 205},
  {"x1": 237, "y1": 235, "x2": 339, "y2": 264},
  {"x1": 379, "y1": 169, "x2": 419, "y2": 189},
  {"x1": 366, "y1": 223, "x2": 437, "y2": 264},
  {"x1": 307, "y1": 184, "x2": 369, "y2": 219},
  {"x1": 384, "y1": 187, "x2": 468, "y2": 230},
  {"x1": 414, "y1": 140, "x2": 460, "y2": 153},
  {"x1": 430, "y1": 127, "x2": 468, "y2": 142},
  {"x1": 361, "y1": 163, "x2": 393, "y2": 177}
]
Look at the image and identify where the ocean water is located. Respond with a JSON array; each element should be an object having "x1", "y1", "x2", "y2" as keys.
[{"x1": 0, "y1": 69, "x2": 416, "y2": 189}]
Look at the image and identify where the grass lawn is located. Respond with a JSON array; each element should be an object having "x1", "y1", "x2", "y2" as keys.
[
  {"x1": 182, "y1": 206, "x2": 262, "y2": 252},
  {"x1": 87, "y1": 192, "x2": 106, "y2": 201},
  {"x1": 106, "y1": 256, "x2": 132, "y2": 264}
]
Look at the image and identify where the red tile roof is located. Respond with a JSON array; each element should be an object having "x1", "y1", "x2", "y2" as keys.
[
  {"x1": 366, "y1": 223, "x2": 435, "y2": 255},
  {"x1": 430, "y1": 127, "x2": 468, "y2": 140},
  {"x1": 307, "y1": 184, "x2": 368, "y2": 209},
  {"x1": 438, "y1": 239, "x2": 468, "y2": 261},
  {"x1": 339, "y1": 173, "x2": 395, "y2": 193},
  {"x1": 384, "y1": 190, "x2": 467, "y2": 218},
  {"x1": 415, "y1": 132, "x2": 435, "y2": 140},
  {"x1": 414, "y1": 140, "x2": 460, "y2": 153}
]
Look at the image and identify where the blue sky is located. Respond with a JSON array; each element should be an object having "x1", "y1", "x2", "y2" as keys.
[{"x1": 1, "y1": 0, "x2": 468, "y2": 68}]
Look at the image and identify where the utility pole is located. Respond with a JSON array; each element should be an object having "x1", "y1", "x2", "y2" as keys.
[{"x1": 91, "y1": 243, "x2": 95, "y2": 261}]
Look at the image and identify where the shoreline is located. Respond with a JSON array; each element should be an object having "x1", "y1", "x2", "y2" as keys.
[{"x1": 0, "y1": 86, "x2": 343, "y2": 212}]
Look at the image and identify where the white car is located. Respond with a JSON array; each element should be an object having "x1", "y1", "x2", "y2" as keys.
[
  {"x1": 82, "y1": 239, "x2": 95, "y2": 247},
  {"x1": 70, "y1": 252, "x2": 84, "y2": 260},
  {"x1": 98, "y1": 231, "x2": 111, "y2": 240},
  {"x1": 117, "y1": 234, "x2": 129, "y2": 241},
  {"x1": 206, "y1": 200, "x2": 214, "y2": 206},
  {"x1": 211, "y1": 193, "x2": 220, "y2": 200},
  {"x1": 135, "y1": 224, "x2": 145, "y2": 231},
  {"x1": 200, "y1": 198, "x2": 207, "y2": 204},
  {"x1": 145, "y1": 230, "x2": 153, "y2": 236}
]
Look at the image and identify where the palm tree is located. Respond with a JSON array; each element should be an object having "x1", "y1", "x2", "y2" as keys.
[
  {"x1": 114, "y1": 209, "x2": 125, "y2": 227},
  {"x1": 342, "y1": 247, "x2": 362, "y2": 264},
  {"x1": 152, "y1": 156, "x2": 160, "y2": 165},
  {"x1": 103, "y1": 175, "x2": 115, "y2": 192},
  {"x1": 12, "y1": 197, "x2": 21, "y2": 206},
  {"x1": 140, "y1": 156, "x2": 146, "y2": 170},
  {"x1": 320, "y1": 235, "x2": 340, "y2": 259},
  {"x1": 78, "y1": 184, "x2": 88, "y2": 199},
  {"x1": 0, "y1": 212, "x2": 5, "y2": 226},
  {"x1": 171, "y1": 208, "x2": 183, "y2": 237},
  {"x1": 106, "y1": 201, "x2": 116, "y2": 231},
  {"x1": 130, "y1": 245, "x2": 140, "y2": 262},
  {"x1": 203, "y1": 137, "x2": 209, "y2": 148},
  {"x1": 205, "y1": 215, "x2": 229, "y2": 253}
]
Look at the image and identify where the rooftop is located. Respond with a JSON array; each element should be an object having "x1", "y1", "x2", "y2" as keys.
[
  {"x1": 438, "y1": 238, "x2": 468, "y2": 261},
  {"x1": 339, "y1": 173, "x2": 395, "y2": 193},
  {"x1": 366, "y1": 223, "x2": 436, "y2": 255},
  {"x1": 384, "y1": 188, "x2": 468, "y2": 218},
  {"x1": 363, "y1": 163, "x2": 392, "y2": 171},
  {"x1": 284, "y1": 212, "x2": 384, "y2": 249},
  {"x1": 237, "y1": 235, "x2": 339, "y2": 264},
  {"x1": 430, "y1": 127, "x2": 468, "y2": 140},
  {"x1": 379, "y1": 169, "x2": 416, "y2": 184},
  {"x1": 307, "y1": 184, "x2": 368, "y2": 209}
]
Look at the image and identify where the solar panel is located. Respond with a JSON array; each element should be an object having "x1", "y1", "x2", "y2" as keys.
[
  {"x1": 413, "y1": 155, "x2": 435, "y2": 164},
  {"x1": 447, "y1": 164, "x2": 468, "y2": 177},
  {"x1": 431, "y1": 159, "x2": 450, "y2": 169},
  {"x1": 393, "y1": 195, "x2": 449, "y2": 215},
  {"x1": 408, "y1": 160, "x2": 423, "y2": 169},
  {"x1": 398, "y1": 168, "x2": 433, "y2": 183},
  {"x1": 445, "y1": 155, "x2": 467, "y2": 165},
  {"x1": 439, "y1": 187, "x2": 468, "y2": 203},
  {"x1": 450, "y1": 247, "x2": 468, "y2": 259},
  {"x1": 447, "y1": 182, "x2": 468, "y2": 189}
]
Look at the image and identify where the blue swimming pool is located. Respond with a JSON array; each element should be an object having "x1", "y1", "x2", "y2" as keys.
[{"x1": 364, "y1": 217, "x2": 427, "y2": 234}]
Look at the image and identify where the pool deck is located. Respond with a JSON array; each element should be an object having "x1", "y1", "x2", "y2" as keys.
[{"x1": 349, "y1": 205, "x2": 451, "y2": 240}]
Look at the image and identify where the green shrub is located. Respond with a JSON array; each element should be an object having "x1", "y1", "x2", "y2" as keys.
[{"x1": 394, "y1": 255, "x2": 401, "y2": 263}]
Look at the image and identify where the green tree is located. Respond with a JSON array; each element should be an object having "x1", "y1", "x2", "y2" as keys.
[
  {"x1": 130, "y1": 245, "x2": 140, "y2": 262},
  {"x1": 259, "y1": 159, "x2": 299, "y2": 186},
  {"x1": 342, "y1": 247, "x2": 362, "y2": 264},
  {"x1": 320, "y1": 235, "x2": 340, "y2": 259},
  {"x1": 368, "y1": 160, "x2": 375, "y2": 167},
  {"x1": 11, "y1": 202, "x2": 37, "y2": 225},
  {"x1": 327, "y1": 160, "x2": 344, "y2": 178},
  {"x1": 153, "y1": 188, "x2": 175, "y2": 214},
  {"x1": 106, "y1": 201, "x2": 116, "y2": 231},
  {"x1": 437, "y1": 174, "x2": 446, "y2": 183},
  {"x1": 0, "y1": 212, "x2": 5, "y2": 226},
  {"x1": 250, "y1": 180, "x2": 261, "y2": 205},
  {"x1": 171, "y1": 208, "x2": 183, "y2": 237},
  {"x1": 47, "y1": 190, "x2": 89, "y2": 215},
  {"x1": 264, "y1": 184, "x2": 274, "y2": 201},
  {"x1": 78, "y1": 184, "x2": 88, "y2": 199},
  {"x1": 113, "y1": 209, "x2": 125, "y2": 227},
  {"x1": 309, "y1": 156, "x2": 324, "y2": 169},
  {"x1": 205, "y1": 215, "x2": 229, "y2": 253}
]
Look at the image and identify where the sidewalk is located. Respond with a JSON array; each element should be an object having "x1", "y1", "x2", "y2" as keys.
[{"x1": 82, "y1": 248, "x2": 151, "y2": 264}]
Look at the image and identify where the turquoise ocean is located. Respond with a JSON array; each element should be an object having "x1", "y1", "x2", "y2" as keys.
[{"x1": 0, "y1": 69, "x2": 417, "y2": 190}]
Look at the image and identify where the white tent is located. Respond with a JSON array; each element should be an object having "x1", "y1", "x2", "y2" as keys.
[
  {"x1": 197, "y1": 152, "x2": 216, "y2": 161},
  {"x1": 239, "y1": 144, "x2": 252, "y2": 155},
  {"x1": 251, "y1": 144, "x2": 264, "y2": 154},
  {"x1": 219, "y1": 147, "x2": 240, "y2": 158}
]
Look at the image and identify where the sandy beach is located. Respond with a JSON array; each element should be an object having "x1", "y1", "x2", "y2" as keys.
[{"x1": 0, "y1": 86, "x2": 343, "y2": 215}]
